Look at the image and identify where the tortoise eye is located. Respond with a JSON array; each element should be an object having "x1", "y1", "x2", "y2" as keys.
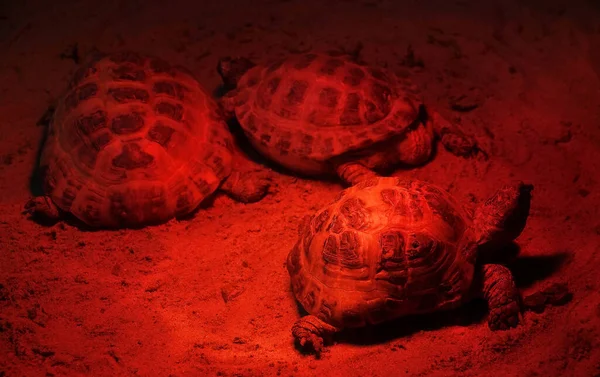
[{"x1": 411, "y1": 241, "x2": 419, "y2": 248}]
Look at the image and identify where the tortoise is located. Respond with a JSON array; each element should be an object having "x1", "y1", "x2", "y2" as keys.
[
  {"x1": 286, "y1": 177, "x2": 533, "y2": 353},
  {"x1": 216, "y1": 52, "x2": 486, "y2": 186},
  {"x1": 24, "y1": 51, "x2": 270, "y2": 229}
]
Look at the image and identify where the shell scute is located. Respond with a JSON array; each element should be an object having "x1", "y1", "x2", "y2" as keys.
[
  {"x1": 39, "y1": 51, "x2": 234, "y2": 228},
  {"x1": 288, "y1": 177, "x2": 474, "y2": 326},
  {"x1": 235, "y1": 53, "x2": 422, "y2": 162}
]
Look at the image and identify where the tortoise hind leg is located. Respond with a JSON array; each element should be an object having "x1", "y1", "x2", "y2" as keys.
[
  {"x1": 23, "y1": 196, "x2": 61, "y2": 224},
  {"x1": 220, "y1": 169, "x2": 271, "y2": 203},
  {"x1": 428, "y1": 110, "x2": 488, "y2": 160},
  {"x1": 292, "y1": 315, "x2": 340, "y2": 355},
  {"x1": 479, "y1": 264, "x2": 522, "y2": 330},
  {"x1": 219, "y1": 144, "x2": 271, "y2": 203},
  {"x1": 335, "y1": 162, "x2": 380, "y2": 186}
]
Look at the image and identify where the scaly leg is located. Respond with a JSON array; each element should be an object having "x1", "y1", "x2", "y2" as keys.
[
  {"x1": 23, "y1": 196, "x2": 61, "y2": 224},
  {"x1": 479, "y1": 264, "x2": 522, "y2": 330},
  {"x1": 220, "y1": 144, "x2": 271, "y2": 203},
  {"x1": 220, "y1": 169, "x2": 270, "y2": 203},
  {"x1": 335, "y1": 162, "x2": 379, "y2": 186},
  {"x1": 429, "y1": 110, "x2": 488, "y2": 159},
  {"x1": 292, "y1": 315, "x2": 340, "y2": 355}
]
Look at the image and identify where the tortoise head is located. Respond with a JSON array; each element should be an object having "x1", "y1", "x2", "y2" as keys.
[
  {"x1": 471, "y1": 181, "x2": 533, "y2": 249},
  {"x1": 217, "y1": 56, "x2": 256, "y2": 89}
]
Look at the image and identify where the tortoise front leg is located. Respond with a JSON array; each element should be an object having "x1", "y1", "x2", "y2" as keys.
[
  {"x1": 335, "y1": 162, "x2": 379, "y2": 186},
  {"x1": 479, "y1": 264, "x2": 522, "y2": 330},
  {"x1": 23, "y1": 196, "x2": 61, "y2": 224},
  {"x1": 428, "y1": 110, "x2": 488, "y2": 160},
  {"x1": 292, "y1": 315, "x2": 340, "y2": 355}
]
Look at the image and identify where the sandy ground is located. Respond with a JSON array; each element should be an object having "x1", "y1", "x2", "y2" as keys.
[{"x1": 1, "y1": 0, "x2": 600, "y2": 376}]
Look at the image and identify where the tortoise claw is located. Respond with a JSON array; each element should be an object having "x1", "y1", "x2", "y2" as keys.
[
  {"x1": 291, "y1": 315, "x2": 339, "y2": 356},
  {"x1": 488, "y1": 300, "x2": 521, "y2": 331},
  {"x1": 298, "y1": 333, "x2": 325, "y2": 355},
  {"x1": 23, "y1": 196, "x2": 61, "y2": 224}
]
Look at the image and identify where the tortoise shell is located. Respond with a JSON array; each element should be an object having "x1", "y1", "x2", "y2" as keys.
[
  {"x1": 230, "y1": 53, "x2": 424, "y2": 171},
  {"x1": 286, "y1": 177, "x2": 478, "y2": 328},
  {"x1": 39, "y1": 51, "x2": 234, "y2": 228}
]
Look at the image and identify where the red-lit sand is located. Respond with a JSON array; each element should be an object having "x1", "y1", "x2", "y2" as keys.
[{"x1": 1, "y1": 0, "x2": 599, "y2": 376}]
